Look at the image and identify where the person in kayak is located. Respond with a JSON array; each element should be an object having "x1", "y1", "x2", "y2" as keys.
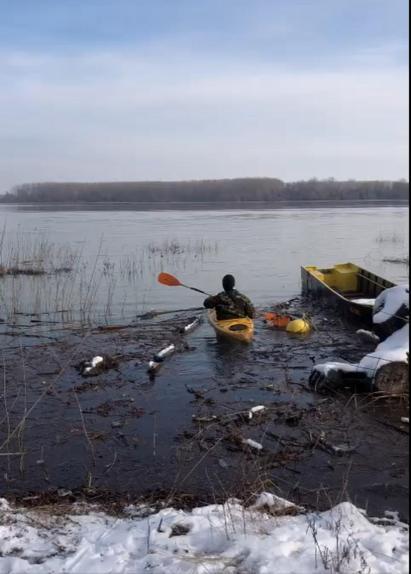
[{"x1": 203, "y1": 274, "x2": 255, "y2": 320}]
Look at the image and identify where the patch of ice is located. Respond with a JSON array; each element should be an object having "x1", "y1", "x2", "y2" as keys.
[{"x1": 0, "y1": 496, "x2": 408, "y2": 574}]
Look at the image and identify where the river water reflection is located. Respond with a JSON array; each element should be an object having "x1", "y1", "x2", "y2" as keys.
[{"x1": 0, "y1": 204, "x2": 408, "y2": 321}]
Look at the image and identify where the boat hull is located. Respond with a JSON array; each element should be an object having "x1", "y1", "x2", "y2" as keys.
[
  {"x1": 207, "y1": 310, "x2": 254, "y2": 343},
  {"x1": 301, "y1": 262, "x2": 396, "y2": 324}
]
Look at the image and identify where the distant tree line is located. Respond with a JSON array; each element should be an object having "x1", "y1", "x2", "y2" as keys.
[{"x1": 1, "y1": 178, "x2": 408, "y2": 203}]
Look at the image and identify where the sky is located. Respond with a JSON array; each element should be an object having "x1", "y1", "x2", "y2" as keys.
[{"x1": 0, "y1": 0, "x2": 408, "y2": 191}]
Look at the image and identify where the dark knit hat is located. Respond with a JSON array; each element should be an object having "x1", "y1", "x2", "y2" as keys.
[{"x1": 222, "y1": 274, "x2": 235, "y2": 291}]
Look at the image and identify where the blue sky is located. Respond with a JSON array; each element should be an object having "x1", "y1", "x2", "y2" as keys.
[{"x1": 0, "y1": 0, "x2": 408, "y2": 190}]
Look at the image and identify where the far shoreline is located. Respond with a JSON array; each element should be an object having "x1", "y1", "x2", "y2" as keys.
[{"x1": 0, "y1": 198, "x2": 408, "y2": 211}]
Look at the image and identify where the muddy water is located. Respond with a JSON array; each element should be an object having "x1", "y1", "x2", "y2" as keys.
[{"x1": 0, "y1": 300, "x2": 408, "y2": 519}]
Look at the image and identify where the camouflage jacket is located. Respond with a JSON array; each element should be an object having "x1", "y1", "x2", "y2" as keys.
[{"x1": 203, "y1": 289, "x2": 255, "y2": 320}]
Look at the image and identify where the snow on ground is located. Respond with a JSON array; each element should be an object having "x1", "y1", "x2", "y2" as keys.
[
  {"x1": 311, "y1": 362, "x2": 362, "y2": 377},
  {"x1": 359, "y1": 323, "x2": 409, "y2": 374},
  {"x1": 313, "y1": 323, "x2": 409, "y2": 380},
  {"x1": 0, "y1": 495, "x2": 408, "y2": 574},
  {"x1": 373, "y1": 285, "x2": 409, "y2": 325},
  {"x1": 312, "y1": 285, "x2": 409, "y2": 381}
]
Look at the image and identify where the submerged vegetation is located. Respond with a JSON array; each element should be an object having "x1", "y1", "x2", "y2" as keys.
[
  {"x1": 375, "y1": 231, "x2": 404, "y2": 243},
  {"x1": 383, "y1": 255, "x2": 409, "y2": 266},
  {"x1": 0, "y1": 231, "x2": 219, "y2": 323}
]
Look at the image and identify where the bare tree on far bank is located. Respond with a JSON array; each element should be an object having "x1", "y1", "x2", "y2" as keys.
[{"x1": 0, "y1": 177, "x2": 408, "y2": 204}]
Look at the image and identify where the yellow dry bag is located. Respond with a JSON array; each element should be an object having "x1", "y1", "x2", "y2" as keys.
[{"x1": 286, "y1": 318, "x2": 311, "y2": 334}]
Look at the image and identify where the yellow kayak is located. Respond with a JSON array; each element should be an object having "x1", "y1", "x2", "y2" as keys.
[{"x1": 207, "y1": 310, "x2": 254, "y2": 343}]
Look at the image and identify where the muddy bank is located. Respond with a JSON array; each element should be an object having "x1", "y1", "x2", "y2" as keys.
[{"x1": 0, "y1": 299, "x2": 408, "y2": 520}]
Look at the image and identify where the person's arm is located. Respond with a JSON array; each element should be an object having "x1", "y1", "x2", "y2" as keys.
[
  {"x1": 243, "y1": 296, "x2": 255, "y2": 318},
  {"x1": 203, "y1": 295, "x2": 218, "y2": 309}
]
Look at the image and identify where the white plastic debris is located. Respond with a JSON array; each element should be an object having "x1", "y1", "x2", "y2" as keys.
[
  {"x1": 401, "y1": 417, "x2": 409, "y2": 424},
  {"x1": 148, "y1": 344, "x2": 176, "y2": 374},
  {"x1": 147, "y1": 360, "x2": 161, "y2": 374},
  {"x1": 331, "y1": 444, "x2": 357, "y2": 456},
  {"x1": 84, "y1": 355, "x2": 104, "y2": 373},
  {"x1": 248, "y1": 405, "x2": 266, "y2": 419},
  {"x1": 154, "y1": 344, "x2": 175, "y2": 361},
  {"x1": 243, "y1": 438, "x2": 263, "y2": 450},
  {"x1": 182, "y1": 318, "x2": 200, "y2": 333}
]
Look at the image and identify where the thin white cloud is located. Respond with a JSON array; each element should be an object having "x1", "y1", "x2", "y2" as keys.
[{"x1": 0, "y1": 48, "x2": 408, "y2": 189}]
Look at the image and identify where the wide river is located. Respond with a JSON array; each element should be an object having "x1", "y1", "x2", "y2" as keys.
[
  {"x1": 0, "y1": 203, "x2": 408, "y2": 321},
  {"x1": 0, "y1": 203, "x2": 409, "y2": 516}
]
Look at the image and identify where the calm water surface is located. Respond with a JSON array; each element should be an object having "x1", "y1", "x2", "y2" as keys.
[{"x1": 0, "y1": 204, "x2": 408, "y2": 319}]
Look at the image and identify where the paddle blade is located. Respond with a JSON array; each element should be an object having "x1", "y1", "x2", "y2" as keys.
[{"x1": 157, "y1": 272, "x2": 182, "y2": 287}]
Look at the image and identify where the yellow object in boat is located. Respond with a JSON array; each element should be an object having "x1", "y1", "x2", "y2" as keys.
[
  {"x1": 207, "y1": 310, "x2": 254, "y2": 343},
  {"x1": 286, "y1": 318, "x2": 311, "y2": 334}
]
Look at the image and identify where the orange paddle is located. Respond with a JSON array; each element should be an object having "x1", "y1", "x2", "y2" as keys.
[{"x1": 158, "y1": 272, "x2": 210, "y2": 295}]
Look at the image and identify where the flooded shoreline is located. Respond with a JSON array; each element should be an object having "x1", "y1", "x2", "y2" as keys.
[
  {"x1": 0, "y1": 205, "x2": 408, "y2": 322},
  {"x1": 1, "y1": 299, "x2": 408, "y2": 520},
  {"x1": 0, "y1": 205, "x2": 408, "y2": 519}
]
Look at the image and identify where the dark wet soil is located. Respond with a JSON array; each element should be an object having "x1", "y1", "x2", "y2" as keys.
[{"x1": 0, "y1": 299, "x2": 408, "y2": 520}]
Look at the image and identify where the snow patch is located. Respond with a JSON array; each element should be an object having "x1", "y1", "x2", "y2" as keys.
[
  {"x1": 312, "y1": 286, "x2": 409, "y2": 382},
  {"x1": 359, "y1": 323, "x2": 409, "y2": 375},
  {"x1": 373, "y1": 284, "x2": 409, "y2": 324},
  {"x1": 312, "y1": 362, "x2": 364, "y2": 377},
  {"x1": 251, "y1": 492, "x2": 305, "y2": 514},
  {"x1": 0, "y1": 496, "x2": 408, "y2": 574}
]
